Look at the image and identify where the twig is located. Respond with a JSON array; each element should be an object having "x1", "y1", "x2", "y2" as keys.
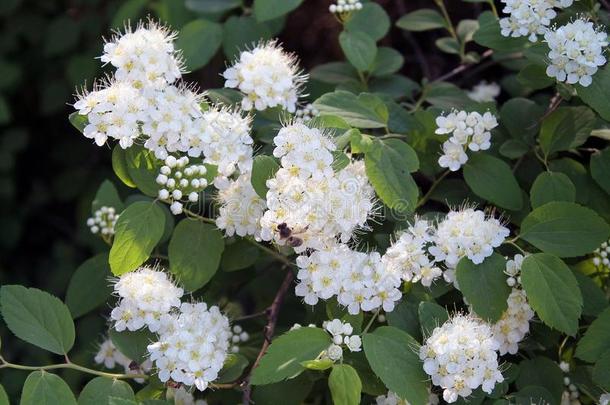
[
  {"x1": 433, "y1": 49, "x2": 494, "y2": 83},
  {"x1": 416, "y1": 170, "x2": 450, "y2": 209},
  {"x1": 0, "y1": 357, "x2": 148, "y2": 380},
  {"x1": 242, "y1": 270, "x2": 295, "y2": 404}
]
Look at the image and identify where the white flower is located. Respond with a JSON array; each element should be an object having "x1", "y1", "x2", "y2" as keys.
[
  {"x1": 467, "y1": 81, "x2": 501, "y2": 103},
  {"x1": 156, "y1": 155, "x2": 207, "y2": 215},
  {"x1": 215, "y1": 173, "x2": 267, "y2": 240},
  {"x1": 592, "y1": 239, "x2": 610, "y2": 269},
  {"x1": 110, "y1": 267, "x2": 184, "y2": 333},
  {"x1": 600, "y1": 393, "x2": 610, "y2": 405},
  {"x1": 499, "y1": 0, "x2": 573, "y2": 43},
  {"x1": 228, "y1": 324, "x2": 249, "y2": 353},
  {"x1": 376, "y1": 391, "x2": 439, "y2": 405},
  {"x1": 420, "y1": 315, "x2": 504, "y2": 403},
  {"x1": 101, "y1": 20, "x2": 184, "y2": 89},
  {"x1": 223, "y1": 40, "x2": 307, "y2": 112},
  {"x1": 168, "y1": 386, "x2": 208, "y2": 405},
  {"x1": 491, "y1": 288, "x2": 534, "y2": 355},
  {"x1": 94, "y1": 337, "x2": 151, "y2": 382},
  {"x1": 329, "y1": 0, "x2": 363, "y2": 14},
  {"x1": 559, "y1": 361, "x2": 570, "y2": 373},
  {"x1": 544, "y1": 19, "x2": 608, "y2": 87},
  {"x1": 294, "y1": 103, "x2": 320, "y2": 123},
  {"x1": 87, "y1": 206, "x2": 119, "y2": 237},
  {"x1": 326, "y1": 344, "x2": 343, "y2": 361},
  {"x1": 344, "y1": 335, "x2": 362, "y2": 352},
  {"x1": 147, "y1": 302, "x2": 231, "y2": 392}
]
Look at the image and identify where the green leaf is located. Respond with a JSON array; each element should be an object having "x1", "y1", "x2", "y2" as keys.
[
  {"x1": 396, "y1": 9, "x2": 446, "y2": 31},
  {"x1": 168, "y1": 219, "x2": 224, "y2": 291},
  {"x1": 529, "y1": 172, "x2": 575, "y2": 208},
  {"x1": 473, "y1": 11, "x2": 527, "y2": 51},
  {"x1": 500, "y1": 98, "x2": 544, "y2": 144},
  {"x1": 418, "y1": 301, "x2": 448, "y2": 337},
  {"x1": 520, "y1": 254, "x2": 583, "y2": 335},
  {"x1": 365, "y1": 139, "x2": 419, "y2": 215},
  {"x1": 222, "y1": 15, "x2": 273, "y2": 60},
  {"x1": 251, "y1": 327, "x2": 331, "y2": 385},
  {"x1": 66, "y1": 253, "x2": 113, "y2": 319},
  {"x1": 0, "y1": 285, "x2": 75, "y2": 355},
  {"x1": 457, "y1": 19, "x2": 479, "y2": 43},
  {"x1": 69, "y1": 112, "x2": 87, "y2": 133},
  {"x1": 435, "y1": 37, "x2": 460, "y2": 55},
  {"x1": 108, "y1": 398, "x2": 137, "y2": 405},
  {"x1": 221, "y1": 238, "x2": 260, "y2": 271},
  {"x1": 109, "y1": 201, "x2": 166, "y2": 275},
  {"x1": 363, "y1": 326, "x2": 429, "y2": 405},
  {"x1": 175, "y1": 19, "x2": 222, "y2": 71},
  {"x1": 591, "y1": 147, "x2": 610, "y2": 194},
  {"x1": 328, "y1": 364, "x2": 362, "y2": 405},
  {"x1": 519, "y1": 202, "x2": 610, "y2": 257},
  {"x1": 345, "y1": 2, "x2": 390, "y2": 41},
  {"x1": 301, "y1": 358, "x2": 334, "y2": 371},
  {"x1": 206, "y1": 88, "x2": 243, "y2": 106},
  {"x1": 576, "y1": 65, "x2": 610, "y2": 121},
  {"x1": 78, "y1": 377, "x2": 135, "y2": 405},
  {"x1": 539, "y1": 107, "x2": 596, "y2": 156},
  {"x1": 252, "y1": 374, "x2": 313, "y2": 405},
  {"x1": 92, "y1": 180, "x2": 123, "y2": 213},
  {"x1": 124, "y1": 146, "x2": 161, "y2": 197},
  {"x1": 517, "y1": 64, "x2": 554, "y2": 90},
  {"x1": 185, "y1": 0, "x2": 241, "y2": 13},
  {"x1": 0, "y1": 385, "x2": 6, "y2": 405},
  {"x1": 110, "y1": 0, "x2": 147, "y2": 29},
  {"x1": 339, "y1": 31, "x2": 377, "y2": 72},
  {"x1": 593, "y1": 350, "x2": 610, "y2": 390},
  {"x1": 112, "y1": 146, "x2": 136, "y2": 189},
  {"x1": 254, "y1": 0, "x2": 302, "y2": 22},
  {"x1": 310, "y1": 62, "x2": 358, "y2": 84},
  {"x1": 109, "y1": 328, "x2": 155, "y2": 365},
  {"x1": 463, "y1": 153, "x2": 523, "y2": 210},
  {"x1": 251, "y1": 155, "x2": 280, "y2": 199},
  {"x1": 313, "y1": 91, "x2": 388, "y2": 128},
  {"x1": 515, "y1": 357, "x2": 564, "y2": 404},
  {"x1": 573, "y1": 269, "x2": 608, "y2": 317},
  {"x1": 576, "y1": 307, "x2": 610, "y2": 362},
  {"x1": 499, "y1": 139, "x2": 529, "y2": 159},
  {"x1": 21, "y1": 371, "x2": 76, "y2": 405},
  {"x1": 217, "y1": 354, "x2": 249, "y2": 383},
  {"x1": 370, "y1": 47, "x2": 404, "y2": 77},
  {"x1": 456, "y1": 253, "x2": 511, "y2": 322}
]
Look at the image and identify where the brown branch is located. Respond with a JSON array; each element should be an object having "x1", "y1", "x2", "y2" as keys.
[
  {"x1": 241, "y1": 269, "x2": 295, "y2": 404},
  {"x1": 433, "y1": 49, "x2": 494, "y2": 83}
]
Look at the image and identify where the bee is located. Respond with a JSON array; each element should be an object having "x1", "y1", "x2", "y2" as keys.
[{"x1": 276, "y1": 222, "x2": 308, "y2": 248}]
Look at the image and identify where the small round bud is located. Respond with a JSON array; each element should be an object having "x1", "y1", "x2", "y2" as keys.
[
  {"x1": 172, "y1": 189, "x2": 183, "y2": 200},
  {"x1": 165, "y1": 156, "x2": 177, "y2": 168},
  {"x1": 333, "y1": 335, "x2": 343, "y2": 345},
  {"x1": 174, "y1": 171, "x2": 182, "y2": 179},
  {"x1": 166, "y1": 179, "x2": 176, "y2": 189},
  {"x1": 507, "y1": 277, "x2": 516, "y2": 287},
  {"x1": 170, "y1": 201, "x2": 183, "y2": 215},
  {"x1": 160, "y1": 166, "x2": 171, "y2": 175},
  {"x1": 179, "y1": 179, "x2": 189, "y2": 188},
  {"x1": 156, "y1": 174, "x2": 168, "y2": 185},
  {"x1": 188, "y1": 192, "x2": 198, "y2": 202},
  {"x1": 158, "y1": 189, "x2": 170, "y2": 200}
]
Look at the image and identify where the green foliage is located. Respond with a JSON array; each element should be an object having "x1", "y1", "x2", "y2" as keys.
[
  {"x1": 313, "y1": 91, "x2": 388, "y2": 128},
  {"x1": 251, "y1": 155, "x2": 280, "y2": 199},
  {"x1": 328, "y1": 364, "x2": 362, "y2": 405},
  {"x1": 176, "y1": 19, "x2": 223, "y2": 71},
  {"x1": 109, "y1": 328, "x2": 156, "y2": 365},
  {"x1": 66, "y1": 253, "x2": 113, "y2": 319},
  {"x1": 396, "y1": 9, "x2": 446, "y2": 32},
  {"x1": 576, "y1": 307, "x2": 610, "y2": 362},
  {"x1": 339, "y1": 31, "x2": 377, "y2": 72},
  {"x1": 529, "y1": 172, "x2": 575, "y2": 208},
  {"x1": 78, "y1": 378, "x2": 135, "y2": 405},
  {"x1": 254, "y1": 0, "x2": 302, "y2": 22},
  {"x1": 21, "y1": 371, "x2": 76, "y2": 405},
  {"x1": 463, "y1": 153, "x2": 523, "y2": 210}
]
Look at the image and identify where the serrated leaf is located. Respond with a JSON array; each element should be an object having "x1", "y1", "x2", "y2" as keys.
[
  {"x1": 328, "y1": 364, "x2": 362, "y2": 405},
  {"x1": 112, "y1": 146, "x2": 136, "y2": 189},
  {"x1": 417, "y1": 301, "x2": 448, "y2": 337},
  {"x1": 576, "y1": 307, "x2": 610, "y2": 362},
  {"x1": 313, "y1": 91, "x2": 388, "y2": 129},
  {"x1": 78, "y1": 377, "x2": 135, "y2": 405},
  {"x1": 21, "y1": 371, "x2": 76, "y2": 405},
  {"x1": 520, "y1": 254, "x2": 583, "y2": 335},
  {"x1": 473, "y1": 11, "x2": 527, "y2": 51},
  {"x1": 109, "y1": 201, "x2": 165, "y2": 275},
  {"x1": 529, "y1": 171, "x2": 575, "y2": 208},
  {"x1": 0, "y1": 285, "x2": 75, "y2": 354},
  {"x1": 591, "y1": 147, "x2": 610, "y2": 194},
  {"x1": 124, "y1": 146, "x2": 161, "y2": 197},
  {"x1": 66, "y1": 253, "x2": 113, "y2": 319},
  {"x1": 539, "y1": 106, "x2": 596, "y2": 156},
  {"x1": 168, "y1": 219, "x2": 224, "y2": 291},
  {"x1": 593, "y1": 350, "x2": 610, "y2": 390},
  {"x1": 463, "y1": 153, "x2": 523, "y2": 210},
  {"x1": 370, "y1": 47, "x2": 404, "y2": 77},
  {"x1": 515, "y1": 357, "x2": 564, "y2": 404}
]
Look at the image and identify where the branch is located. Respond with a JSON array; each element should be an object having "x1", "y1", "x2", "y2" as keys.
[
  {"x1": 433, "y1": 49, "x2": 494, "y2": 83},
  {"x1": 0, "y1": 357, "x2": 148, "y2": 380}
]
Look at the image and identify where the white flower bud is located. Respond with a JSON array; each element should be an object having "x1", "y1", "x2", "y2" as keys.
[
  {"x1": 158, "y1": 189, "x2": 170, "y2": 200},
  {"x1": 188, "y1": 192, "x2": 198, "y2": 202},
  {"x1": 170, "y1": 201, "x2": 183, "y2": 215},
  {"x1": 327, "y1": 344, "x2": 343, "y2": 361},
  {"x1": 172, "y1": 189, "x2": 182, "y2": 200}
]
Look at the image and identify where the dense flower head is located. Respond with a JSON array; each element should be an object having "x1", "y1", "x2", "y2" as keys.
[
  {"x1": 329, "y1": 0, "x2": 363, "y2": 14},
  {"x1": 321, "y1": 319, "x2": 362, "y2": 361},
  {"x1": 87, "y1": 206, "x2": 119, "y2": 236},
  {"x1": 382, "y1": 219, "x2": 443, "y2": 287},
  {"x1": 467, "y1": 81, "x2": 501, "y2": 103},
  {"x1": 499, "y1": 0, "x2": 573, "y2": 42},
  {"x1": 223, "y1": 40, "x2": 306, "y2": 112},
  {"x1": 215, "y1": 173, "x2": 267, "y2": 240},
  {"x1": 420, "y1": 314, "x2": 504, "y2": 403},
  {"x1": 592, "y1": 239, "x2": 610, "y2": 269},
  {"x1": 429, "y1": 208, "x2": 509, "y2": 271},
  {"x1": 147, "y1": 302, "x2": 231, "y2": 392},
  {"x1": 544, "y1": 18, "x2": 608, "y2": 87},
  {"x1": 110, "y1": 267, "x2": 184, "y2": 333},
  {"x1": 228, "y1": 324, "x2": 249, "y2": 353},
  {"x1": 157, "y1": 155, "x2": 208, "y2": 215},
  {"x1": 435, "y1": 110, "x2": 498, "y2": 171},
  {"x1": 101, "y1": 21, "x2": 184, "y2": 89},
  {"x1": 492, "y1": 288, "x2": 534, "y2": 355},
  {"x1": 294, "y1": 103, "x2": 320, "y2": 123},
  {"x1": 295, "y1": 243, "x2": 402, "y2": 314},
  {"x1": 197, "y1": 107, "x2": 253, "y2": 177}
]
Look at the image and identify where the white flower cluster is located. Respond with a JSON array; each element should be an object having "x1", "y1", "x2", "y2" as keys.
[
  {"x1": 156, "y1": 155, "x2": 208, "y2": 215},
  {"x1": 375, "y1": 391, "x2": 439, "y2": 405},
  {"x1": 466, "y1": 81, "x2": 500, "y2": 103},
  {"x1": 101, "y1": 21, "x2": 183, "y2": 89},
  {"x1": 492, "y1": 288, "x2": 534, "y2": 355},
  {"x1": 94, "y1": 338, "x2": 152, "y2": 381},
  {"x1": 592, "y1": 239, "x2": 610, "y2": 269},
  {"x1": 429, "y1": 208, "x2": 509, "y2": 271},
  {"x1": 420, "y1": 315, "x2": 504, "y2": 403},
  {"x1": 215, "y1": 173, "x2": 267, "y2": 240},
  {"x1": 294, "y1": 103, "x2": 320, "y2": 123},
  {"x1": 329, "y1": 0, "x2": 363, "y2": 14},
  {"x1": 168, "y1": 386, "x2": 208, "y2": 405},
  {"x1": 435, "y1": 110, "x2": 498, "y2": 171},
  {"x1": 560, "y1": 364, "x2": 582, "y2": 405},
  {"x1": 260, "y1": 123, "x2": 375, "y2": 252},
  {"x1": 296, "y1": 243, "x2": 402, "y2": 314},
  {"x1": 147, "y1": 302, "x2": 231, "y2": 391},
  {"x1": 545, "y1": 19, "x2": 608, "y2": 87},
  {"x1": 382, "y1": 219, "x2": 443, "y2": 287},
  {"x1": 87, "y1": 206, "x2": 119, "y2": 236},
  {"x1": 499, "y1": 0, "x2": 573, "y2": 42},
  {"x1": 229, "y1": 324, "x2": 249, "y2": 353},
  {"x1": 505, "y1": 253, "x2": 524, "y2": 287},
  {"x1": 110, "y1": 267, "x2": 184, "y2": 333},
  {"x1": 223, "y1": 41, "x2": 306, "y2": 112},
  {"x1": 322, "y1": 319, "x2": 362, "y2": 361}
]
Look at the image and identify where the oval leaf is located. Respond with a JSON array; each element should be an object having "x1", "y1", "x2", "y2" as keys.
[
  {"x1": 78, "y1": 377, "x2": 135, "y2": 405},
  {"x1": 575, "y1": 307, "x2": 610, "y2": 362},
  {"x1": 21, "y1": 371, "x2": 76, "y2": 405},
  {"x1": 328, "y1": 364, "x2": 362, "y2": 405},
  {"x1": 529, "y1": 172, "x2": 575, "y2": 208},
  {"x1": 175, "y1": 19, "x2": 222, "y2": 71},
  {"x1": 66, "y1": 253, "x2": 113, "y2": 319},
  {"x1": 339, "y1": 31, "x2": 377, "y2": 72}
]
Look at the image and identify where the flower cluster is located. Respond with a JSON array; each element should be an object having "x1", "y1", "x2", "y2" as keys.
[
  {"x1": 376, "y1": 391, "x2": 439, "y2": 405},
  {"x1": 215, "y1": 173, "x2": 267, "y2": 240},
  {"x1": 87, "y1": 206, "x2": 119, "y2": 236},
  {"x1": 229, "y1": 324, "x2": 250, "y2": 353},
  {"x1": 260, "y1": 123, "x2": 375, "y2": 251},
  {"x1": 492, "y1": 288, "x2": 534, "y2": 355},
  {"x1": 466, "y1": 81, "x2": 500, "y2": 103},
  {"x1": 420, "y1": 315, "x2": 504, "y2": 403},
  {"x1": 322, "y1": 319, "x2": 362, "y2": 361},
  {"x1": 294, "y1": 103, "x2": 320, "y2": 123},
  {"x1": 110, "y1": 267, "x2": 183, "y2": 333},
  {"x1": 101, "y1": 21, "x2": 184, "y2": 89},
  {"x1": 295, "y1": 243, "x2": 402, "y2": 314},
  {"x1": 329, "y1": 0, "x2": 363, "y2": 14},
  {"x1": 499, "y1": 0, "x2": 573, "y2": 42},
  {"x1": 156, "y1": 155, "x2": 208, "y2": 215},
  {"x1": 429, "y1": 208, "x2": 509, "y2": 271},
  {"x1": 382, "y1": 219, "x2": 443, "y2": 287},
  {"x1": 94, "y1": 338, "x2": 152, "y2": 380},
  {"x1": 505, "y1": 253, "x2": 524, "y2": 287},
  {"x1": 560, "y1": 363, "x2": 582, "y2": 405},
  {"x1": 544, "y1": 18, "x2": 608, "y2": 87},
  {"x1": 168, "y1": 386, "x2": 208, "y2": 405},
  {"x1": 223, "y1": 41, "x2": 306, "y2": 112},
  {"x1": 147, "y1": 302, "x2": 231, "y2": 391},
  {"x1": 435, "y1": 110, "x2": 498, "y2": 171},
  {"x1": 592, "y1": 239, "x2": 610, "y2": 269}
]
